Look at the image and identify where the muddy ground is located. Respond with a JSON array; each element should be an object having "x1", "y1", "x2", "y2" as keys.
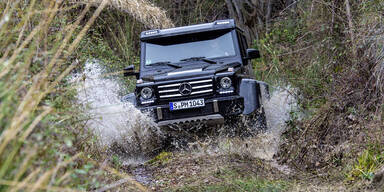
[
  {"x1": 120, "y1": 148, "x2": 379, "y2": 191},
  {"x1": 121, "y1": 151, "x2": 334, "y2": 191}
]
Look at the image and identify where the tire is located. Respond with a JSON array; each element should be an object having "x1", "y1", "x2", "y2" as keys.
[
  {"x1": 241, "y1": 107, "x2": 267, "y2": 135},
  {"x1": 221, "y1": 107, "x2": 267, "y2": 137}
]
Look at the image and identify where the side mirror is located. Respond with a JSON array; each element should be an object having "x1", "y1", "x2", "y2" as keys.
[
  {"x1": 245, "y1": 49, "x2": 260, "y2": 60},
  {"x1": 123, "y1": 65, "x2": 139, "y2": 78}
]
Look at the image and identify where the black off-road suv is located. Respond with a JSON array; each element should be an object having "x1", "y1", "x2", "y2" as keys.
[{"x1": 123, "y1": 19, "x2": 269, "y2": 129}]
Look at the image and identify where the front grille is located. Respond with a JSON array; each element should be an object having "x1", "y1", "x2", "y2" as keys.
[{"x1": 157, "y1": 78, "x2": 213, "y2": 99}]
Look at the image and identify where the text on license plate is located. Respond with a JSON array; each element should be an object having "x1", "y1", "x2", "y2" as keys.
[{"x1": 169, "y1": 99, "x2": 205, "y2": 111}]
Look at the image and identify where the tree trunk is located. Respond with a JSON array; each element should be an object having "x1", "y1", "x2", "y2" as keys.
[
  {"x1": 225, "y1": 0, "x2": 293, "y2": 45},
  {"x1": 344, "y1": 0, "x2": 356, "y2": 58},
  {"x1": 225, "y1": 0, "x2": 259, "y2": 45}
]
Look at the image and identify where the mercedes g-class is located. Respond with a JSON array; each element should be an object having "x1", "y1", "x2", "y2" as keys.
[{"x1": 123, "y1": 19, "x2": 269, "y2": 130}]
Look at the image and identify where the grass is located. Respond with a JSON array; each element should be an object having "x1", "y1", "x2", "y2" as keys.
[
  {"x1": 174, "y1": 168, "x2": 288, "y2": 192},
  {"x1": 0, "y1": 0, "x2": 108, "y2": 190},
  {"x1": 146, "y1": 151, "x2": 173, "y2": 165},
  {"x1": 76, "y1": 0, "x2": 173, "y2": 29},
  {"x1": 179, "y1": 178, "x2": 287, "y2": 192},
  {"x1": 76, "y1": 9, "x2": 143, "y2": 93},
  {"x1": 0, "y1": 0, "x2": 153, "y2": 191},
  {"x1": 253, "y1": 2, "x2": 384, "y2": 189},
  {"x1": 347, "y1": 144, "x2": 384, "y2": 181},
  {"x1": 180, "y1": 180, "x2": 286, "y2": 192},
  {"x1": 253, "y1": 15, "x2": 332, "y2": 109},
  {"x1": 0, "y1": 0, "x2": 175, "y2": 189}
]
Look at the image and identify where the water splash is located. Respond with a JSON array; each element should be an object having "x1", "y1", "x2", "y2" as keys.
[
  {"x1": 71, "y1": 59, "x2": 298, "y2": 170},
  {"x1": 71, "y1": 59, "x2": 163, "y2": 158},
  {"x1": 251, "y1": 86, "x2": 298, "y2": 160},
  {"x1": 187, "y1": 86, "x2": 298, "y2": 173}
]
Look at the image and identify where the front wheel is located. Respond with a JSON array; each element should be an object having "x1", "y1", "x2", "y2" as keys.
[
  {"x1": 241, "y1": 107, "x2": 267, "y2": 134},
  {"x1": 221, "y1": 108, "x2": 267, "y2": 137}
]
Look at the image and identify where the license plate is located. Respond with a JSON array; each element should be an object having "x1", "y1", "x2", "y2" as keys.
[{"x1": 170, "y1": 99, "x2": 205, "y2": 111}]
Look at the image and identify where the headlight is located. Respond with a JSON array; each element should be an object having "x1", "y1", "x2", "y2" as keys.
[
  {"x1": 140, "y1": 87, "x2": 153, "y2": 99},
  {"x1": 220, "y1": 77, "x2": 232, "y2": 89}
]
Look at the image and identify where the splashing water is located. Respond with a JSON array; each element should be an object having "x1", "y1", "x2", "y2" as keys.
[
  {"x1": 246, "y1": 86, "x2": 298, "y2": 160},
  {"x1": 188, "y1": 86, "x2": 298, "y2": 171},
  {"x1": 71, "y1": 59, "x2": 298, "y2": 170},
  {"x1": 71, "y1": 60, "x2": 163, "y2": 158}
]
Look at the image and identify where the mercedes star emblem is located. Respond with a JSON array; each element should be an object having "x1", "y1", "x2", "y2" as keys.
[{"x1": 179, "y1": 82, "x2": 192, "y2": 96}]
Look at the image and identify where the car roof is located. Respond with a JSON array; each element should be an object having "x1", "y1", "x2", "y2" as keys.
[{"x1": 140, "y1": 19, "x2": 237, "y2": 41}]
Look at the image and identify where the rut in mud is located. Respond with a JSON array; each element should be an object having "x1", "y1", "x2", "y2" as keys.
[{"x1": 71, "y1": 60, "x2": 298, "y2": 180}]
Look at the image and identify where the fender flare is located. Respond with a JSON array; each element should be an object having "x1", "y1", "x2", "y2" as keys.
[
  {"x1": 121, "y1": 93, "x2": 137, "y2": 105},
  {"x1": 239, "y1": 79, "x2": 269, "y2": 115}
]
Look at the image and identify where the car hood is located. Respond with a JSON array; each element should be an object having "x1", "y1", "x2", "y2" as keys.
[{"x1": 141, "y1": 62, "x2": 241, "y2": 82}]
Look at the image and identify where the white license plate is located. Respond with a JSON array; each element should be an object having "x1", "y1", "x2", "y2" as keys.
[{"x1": 169, "y1": 99, "x2": 205, "y2": 111}]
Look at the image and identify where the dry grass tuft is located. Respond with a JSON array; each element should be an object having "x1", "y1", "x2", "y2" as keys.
[
  {"x1": 0, "y1": 0, "x2": 107, "y2": 190},
  {"x1": 0, "y1": 0, "x2": 147, "y2": 190},
  {"x1": 73, "y1": 0, "x2": 174, "y2": 29},
  {"x1": 353, "y1": 3, "x2": 384, "y2": 118}
]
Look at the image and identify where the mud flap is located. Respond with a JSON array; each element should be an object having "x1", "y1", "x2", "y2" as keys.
[
  {"x1": 255, "y1": 80, "x2": 270, "y2": 102},
  {"x1": 239, "y1": 79, "x2": 269, "y2": 115},
  {"x1": 239, "y1": 79, "x2": 270, "y2": 134}
]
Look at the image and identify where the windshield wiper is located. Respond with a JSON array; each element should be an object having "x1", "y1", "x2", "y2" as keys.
[
  {"x1": 180, "y1": 57, "x2": 217, "y2": 64},
  {"x1": 149, "y1": 61, "x2": 182, "y2": 68}
]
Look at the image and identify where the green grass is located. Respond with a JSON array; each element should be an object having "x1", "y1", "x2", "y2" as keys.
[
  {"x1": 253, "y1": 20, "x2": 332, "y2": 109},
  {"x1": 180, "y1": 179, "x2": 287, "y2": 192},
  {"x1": 173, "y1": 168, "x2": 288, "y2": 192},
  {"x1": 146, "y1": 151, "x2": 173, "y2": 165},
  {"x1": 347, "y1": 143, "x2": 384, "y2": 181}
]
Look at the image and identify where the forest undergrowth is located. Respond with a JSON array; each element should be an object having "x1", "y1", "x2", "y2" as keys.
[{"x1": 254, "y1": 0, "x2": 384, "y2": 189}]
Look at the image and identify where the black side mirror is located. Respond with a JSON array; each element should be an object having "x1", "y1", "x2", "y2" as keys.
[
  {"x1": 245, "y1": 49, "x2": 260, "y2": 60},
  {"x1": 123, "y1": 65, "x2": 139, "y2": 78}
]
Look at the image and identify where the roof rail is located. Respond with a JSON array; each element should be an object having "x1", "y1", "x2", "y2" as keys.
[{"x1": 140, "y1": 19, "x2": 236, "y2": 40}]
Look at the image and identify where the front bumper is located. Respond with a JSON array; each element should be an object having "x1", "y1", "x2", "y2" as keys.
[{"x1": 139, "y1": 96, "x2": 244, "y2": 126}]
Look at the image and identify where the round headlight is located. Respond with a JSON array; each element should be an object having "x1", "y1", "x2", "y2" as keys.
[
  {"x1": 220, "y1": 77, "x2": 232, "y2": 89},
  {"x1": 140, "y1": 87, "x2": 153, "y2": 99}
]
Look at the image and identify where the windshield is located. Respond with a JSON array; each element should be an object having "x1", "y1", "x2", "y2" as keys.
[{"x1": 144, "y1": 30, "x2": 236, "y2": 66}]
